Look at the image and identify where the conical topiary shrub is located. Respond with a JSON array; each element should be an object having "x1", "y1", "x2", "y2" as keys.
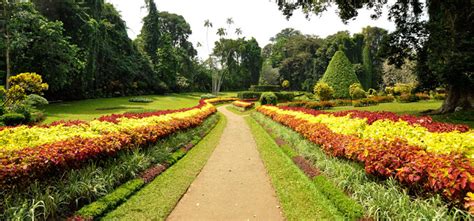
[{"x1": 321, "y1": 51, "x2": 361, "y2": 98}]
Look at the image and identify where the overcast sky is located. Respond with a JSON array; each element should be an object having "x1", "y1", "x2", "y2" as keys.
[{"x1": 106, "y1": 0, "x2": 396, "y2": 59}]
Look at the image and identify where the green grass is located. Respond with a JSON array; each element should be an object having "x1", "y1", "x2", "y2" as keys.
[
  {"x1": 245, "y1": 116, "x2": 343, "y2": 220},
  {"x1": 102, "y1": 113, "x2": 227, "y2": 220},
  {"x1": 43, "y1": 92, "x2": 237, "y2": 123},
  {"x1": 225, "y1": 105, "x2": 255, "y2": 116},
  {"x1": 328, "y1": 100, "x2": 443, "y2": 115}
]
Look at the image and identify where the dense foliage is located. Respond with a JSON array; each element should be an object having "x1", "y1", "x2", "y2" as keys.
[{"x1": 320, "y1": 51, "x2": 360, "y2": 98}]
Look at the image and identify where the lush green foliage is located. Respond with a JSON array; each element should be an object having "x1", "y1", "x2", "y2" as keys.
[
  {"x1": 260, "y1": 92, "x2": 278, "y2": 105},
  {"x1": 321, "y1": 51, "x2": 360, "y2": 98},
  {"x1": 313, "y1": 82, "x2": 334, "y2": 101},
  {"x1": 237, "y1": 91, "x2": 262, "y2": 99},
  {"x1": 349, "y1": 83, "x2": 366, "y2": 99},
  {"x1": 249, "y1": 84, "x2": 280, "y2": 92}
]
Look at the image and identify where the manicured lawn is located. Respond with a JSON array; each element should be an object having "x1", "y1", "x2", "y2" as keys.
[
  {"x1": 328, "y1": 100, "x2": 443, "y2": 115},
  {"x1": 246, "y1": 116, "x2": 343, "y2": 220},
  {"x1": 102, "y1": 113, "x2": 227, "y2": 220},
  {"x1": 43, "y1": 92, "x2": 236, "y2": 123}
]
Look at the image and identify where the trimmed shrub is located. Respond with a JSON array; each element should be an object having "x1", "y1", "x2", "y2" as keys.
[
  {"x1": 129, "y1": 97, "x2": 153, "y2": 103},
  {"x1": 313, "y1": 82, "x2": 334, "y2": 101},
  {"x1": 349, "y1": 83, "x2": 367, "y2": 100},
  {"x1": 415, "y1": 92, "x2": 431, "y2": 101},
  {"x1": 23, "y1": 94, "x2": 49, "y2": 107},
  {"x1": 260, "y1": 92, "x2": 278, "y2": 105},
  {"x1": 333, "y1": 99, "x2": 353, "y2": 106},
  {"x1": 353, "y1": 98, "x2": 378, "y2": 107},
  {"x1": 237, "y1": 91, "x2": 262, "y2": 99},
  {"x1": 200, "y1": 93, "x2": 217, "y2": 99},
  {"x1": 393, "y1": 83, "x2": 415, "y2": 95},
  {"x1": 367, "y1": 88, "x2": 377, "y2": 96},
  {"x1": 281, "y1": 80, "x2": 290, "y2": 90},
  {"x1": 304, "y1": 101, "x2": 335, "y2": 110},
  {"x1": 249, "y1": 85, "x2": 281, "y2": 92},
  {"x1": 320, "y1": 51, "x2": 360, "y2": 98},
  {"x1": 369, "y1": 95, "x2": 395, "y2": 103},
  {"x1": 1, "y1": 113, "x2": 26, "y2": 126},
  {"x1": 275, "y1": 92, "x2": 295, "y2": 102},
  {"x1": 434, "y1": 93, "x2": 446, "y2": 100},
  {"x1": 398, "y1": 93, "x2": 419, "y2": 103}
]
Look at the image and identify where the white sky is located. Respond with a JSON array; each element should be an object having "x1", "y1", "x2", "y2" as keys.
[{"x1": 106, "y1": 0, "x2": 396, "y2": 59}]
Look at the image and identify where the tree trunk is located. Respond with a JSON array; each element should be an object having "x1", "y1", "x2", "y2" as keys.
[
  {"x1": 435, "y1": 84, "x2": 474, "y2": 114},
  {"x1": 5, "y1": 33, "x2": 10, "y2": 89}
]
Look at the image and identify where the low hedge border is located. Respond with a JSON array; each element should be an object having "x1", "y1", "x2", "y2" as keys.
[
  {"x1": 69, "y1": 115, "x2": 221, "y2": 220},
  {"x1": 254, "y1": 114, "x2": 365, "y2": 220}
]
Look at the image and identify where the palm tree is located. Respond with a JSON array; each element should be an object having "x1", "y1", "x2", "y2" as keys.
[
  {"x1": 235, "y1": 28, "x2": 242, "y2": 37},
  {"x1": 226, "y1": 17, "x2": 234, "y2": 37},
  {"x1": 203, "y1": 19, "x2": 213, "y2": 54},
  {"x1": 216, "y1": 28, "x2": 226, "y2": 38}
]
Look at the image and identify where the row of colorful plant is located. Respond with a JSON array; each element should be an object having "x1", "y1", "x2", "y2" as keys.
[
  {"x1": 232, "y1": 100, "x2": 255, "y2": 110},
  {"x1": 257, "y1": 105, "x2": 474, "y2": 210},
  {"x1": 0, "y1": 99, "x2": 220, "y2": 187}
]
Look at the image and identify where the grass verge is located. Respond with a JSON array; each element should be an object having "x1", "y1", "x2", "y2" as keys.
[
  {"x1": 225, "y1": 105, "x2": 255, "y2": 116},
  {"x1": 102, "y1": 113, "x2": 227, "y2": 220},
  {"x1": 252, "y1": 112, "x2": 472, "y2": 220},
  {"x1": 245, "y1": 116, "x2": 343, "y2": 220}
]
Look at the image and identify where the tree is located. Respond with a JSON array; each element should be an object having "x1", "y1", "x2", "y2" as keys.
[
  {"x1": 275, "y1": 0, "x2": 474, "y2": 113},
  {"x1": 259, "y1": 60, "x2": 280, "y2": 85},
  {"x1": 6, "y1": 3, "x2": 82, "y2": 95},
  {"x1": 320, "y1": 51, "x2": 360, "y2": 98},
  {"x1": 141, "y1": 0, "x2": 161, "y2": 64},
  {"x1": 382, "y1": 59, "x2": 418, "y2": 87}
]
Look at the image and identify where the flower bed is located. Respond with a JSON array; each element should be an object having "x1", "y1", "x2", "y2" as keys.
[
  {"x1": 257, "y1": 105, "x2": 474, "y2": 209},
  {"x1": 232, "y1": 100, "x2": 254, "y2": 110},
  {"x1": 0, "y1": 100, "x2": 218, "y2": 187}
]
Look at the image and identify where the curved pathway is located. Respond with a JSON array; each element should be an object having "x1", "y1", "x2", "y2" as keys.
[{"x1": 167, "y1": 106, "x2": 284, "y2": 221}]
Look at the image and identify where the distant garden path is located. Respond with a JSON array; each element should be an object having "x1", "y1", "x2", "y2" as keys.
[{"x1": 167, "y1": 105, "x2": 284, "y2": 220}]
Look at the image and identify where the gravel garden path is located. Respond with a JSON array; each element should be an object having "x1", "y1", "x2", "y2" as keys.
[{"x1": 167, "y1": 105, "x2": 284, "y2": 221}]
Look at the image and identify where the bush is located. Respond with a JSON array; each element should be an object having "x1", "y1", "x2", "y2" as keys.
[
  {"x1": 249, "y1": 85, "x2": 281, "y2": 92},
  {"x1": 434, "y1": 93, "x2": 446, "y2": 100},
  {"x1": 1, "y1": 113, "x2": 26, "y2": 126},
  {"x1": 333, "y1": 99, "x2": 353, "y2": 106},
  {"x1": 385, "y1": 86, "x2": 394, "y2": 95},
  {"x1": 304, "y1": 101, "x2": 335, "y2": 110},
  {"x1": 200, "y1": 94, "x2": 217, "y2": 99},
  {"x1": 260, "y1": 92, "x2": 278, "y2": 105},
  {"x1": 398, "y1": 93, "x2": 420, "y2": 103},
  {"x1": 11, "y1": 104, "x2": 32, "y2": 123},
  {"x1": 393, "y1": 83, "x2": 415, "y2": 95},
  {"x1": 367, "y1": 88, "x2": 377, "y2": 96},
  {"x1": 23, "y1": 94, "x2": 49, "y2": 108},
  {"x1": 281, "y1": 80, "x2": 290, "y2": 90},
  {"x1": 349, "y1": 83, "x2": 367, "y2": 100},
  {"x1": 237, "y1": 91, "x2": 262, "y2": 99},
  {"x1": 369, "y1": 95, "x2": 395, "y2": 103},
  {"x1": 128, "y1": 97, "x2": 153, "y2": 103},
  {"x1": 275, "y1": 92, "x2": 295, "y2": 102},
  {"x1": 320, "y1": 51, "x2": 361, "y2": 98},
  {"x1": 353, "y1": 98, "x2": 378, "y2": 107},
  {"x1": 313, "y1": 82, "x2": 334, "y2": 101},
  {"x1": 415, "y1": 92, "x2": 431, "y2": 101}
]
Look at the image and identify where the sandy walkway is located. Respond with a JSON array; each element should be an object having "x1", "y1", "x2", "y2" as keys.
[{"x1": 167, "y1": 106, "x2": 284, "y2": 221}]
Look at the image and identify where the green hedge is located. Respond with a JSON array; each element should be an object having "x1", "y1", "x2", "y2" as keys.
[
  {"x1": 76, "y1": 179, "x2": 145, "y2": 219},
  {"x1": 260, "y1": 92, "x2": 278, "y2": 105},
  {"x1": 249, "y1": 85, "x2": 281, "y2": 92},
  {"x1": 237, "y1": 91, "x2": 262, "y2": 99},
  {"x1": 1, "y1": 113, "x2": 26, "y2": 126},
  {"x1": 313, "y1": 176, "x2": 364, "y2": 220}
]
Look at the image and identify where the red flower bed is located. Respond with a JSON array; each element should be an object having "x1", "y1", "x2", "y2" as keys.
[
  {"x1": 0, "y1": 102, "x2": 216, "y2": 187},
  {"x1": 258, "y1": 106, "x2": 474, "y2": 206},
  {"x1": 278, "y1": 106, "x2": 470, "y2": 133}
]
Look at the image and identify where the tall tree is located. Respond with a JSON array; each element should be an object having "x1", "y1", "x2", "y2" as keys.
[
  {"x1": 276, "y1": 0, "x2": 474, "y2": 113},
  {"x1": 141, "y1": 0, "x2": 161, "y2": 63}
]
